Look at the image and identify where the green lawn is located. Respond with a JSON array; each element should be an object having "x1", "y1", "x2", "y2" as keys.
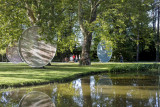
[{"x1": 0, "y1": 62, "x2": 159, "y2": 89}]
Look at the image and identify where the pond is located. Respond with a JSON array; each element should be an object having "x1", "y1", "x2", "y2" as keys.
[{"x1": 0, "y1": 72, "x2": 160, "y2": 107}]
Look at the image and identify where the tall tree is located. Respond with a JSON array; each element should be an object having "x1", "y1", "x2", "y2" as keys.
[
  {"x1": 78, "y1": 0, "x2": 99, "y2": 65},
  {"x1": 120, "y1": 0, "x2": 153, "y2": 62},
  {"x1": 0, "y1": 0, "x2": 154, "y2": 64},
  {"x1": 156, "y1": 5, "x2": 160, "y2": 62}
]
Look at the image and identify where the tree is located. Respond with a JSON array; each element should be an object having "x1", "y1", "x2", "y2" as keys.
[
  {"x1": 133, "y1": 0, "x2": 153, "y2": 62},
  {"x1": 109, "y1": 0, "x2": 154, "y2": 62},
  {"x1": 0, "y1": 49, "x2": 6, "y2": 62},
  {"x1": 78, "y1": 0, "x2": 99, "y2": 65},
  {"x1": 0, "y1": 0, "x2": 78, "y2": 59},
  {"x1": 153, "y1": 1, "x2": 160, "y2": 62},
  {"x1": 0, "y1": 0, "x2": 154, "y2": 65},
  {"x1": 126, "y1": 0, "x2": 153, "y2": 62},
  {"x1": 0, "y1": 0, "x2": 30, "y2": 49},
  {"x1": 77, "y1": 0, "x2": 131, "y2": 65}
]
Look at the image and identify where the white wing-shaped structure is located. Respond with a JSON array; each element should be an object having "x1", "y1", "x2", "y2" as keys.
[
  {"x1": 6, "y1": 44, "x2": 22, "y2": 64},
  {"x1": 19, "y1": 26, "x2": 56, "y2": 67},
  {"x1": 97, "y1": 40, "x2": 112, "y2": 62}
]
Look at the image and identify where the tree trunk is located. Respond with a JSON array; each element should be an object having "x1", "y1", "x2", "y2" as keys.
[
  {"x1": 80, "y1": 33, "x2": 92, "y2": 65},
  {"x1": 25, "y1": 2, "x2": 37, "y2": 25},
  {"x1": 78, "y1": 0, "x2": 98, "y2": 65},
  {"x1": 153, "y1": 6, "x2": 155, "y2": 32},
  {"x1": 159, "y1": 75, "x2": 160, "y2": 107},
  {"x1": 136, "y1": 30, "x2": 140, "y2": 62},
  {"x1": 156, "y1": 6, "x2": 160, "y2": 62},
  {"x1": 2, "y1": 55, "x2": 3, "y2": 62},
  {"x1": 81, "y1": 78, "x2": 92, "y2": 107}
]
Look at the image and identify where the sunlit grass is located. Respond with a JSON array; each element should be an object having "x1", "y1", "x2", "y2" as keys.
[{"x1": 0, "y1": 62, "x2": 159, "y2": 88}]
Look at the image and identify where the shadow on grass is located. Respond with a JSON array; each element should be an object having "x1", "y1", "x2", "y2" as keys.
[
  {"x1": 0, "y1": 62, "x2": 159, "y2": 88},
  {"x1": 0, "y1": 63, "x2": 112, "y2": 73}
]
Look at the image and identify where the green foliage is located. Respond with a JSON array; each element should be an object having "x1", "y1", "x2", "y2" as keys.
[
  {"x1": 0, "y1": 49, "x2": 6, "y2": 55},
  {"x1": 0, "y1": 0, "x2": 30, "y2": 48},
  {"x1": 0, "y1": 0, "x2": 155, "y2": 61},
  {"x1": 110, "y1": 63, "x2": 159, "y2": 73},
  {"x1": 89, "y1": 0, "x2": 154, "y2": 61}
]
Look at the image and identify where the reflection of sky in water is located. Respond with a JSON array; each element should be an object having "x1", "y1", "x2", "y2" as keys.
[
  {"x1": 51, "y1": 85, "x2": 57, "y2": 105},
  {"x1": 0, "y1": 91, "x2": 19, "y2": 107},
  {"x1": 1, "y1": 92, "x2": 9, "y2": 103},
  {"x1": 72, "y1": 79, "x2": 83, "y2": 107},
  {"x1": 0, "y1": 73, "x2": 160, "y2": 107},
  {"x1": 97, "y1": 41, "x2": 112, "y2": 62},
  {"x1": 90, "y1": 76, "x2": 96, "y2": 93}
]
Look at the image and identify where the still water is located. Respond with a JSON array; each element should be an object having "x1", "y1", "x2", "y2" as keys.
[{"x1": 0, "y1": 72, "x2": 160, "y2": 107}]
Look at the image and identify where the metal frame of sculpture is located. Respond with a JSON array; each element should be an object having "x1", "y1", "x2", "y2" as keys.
[
  {"x1": 97, "y1": 40, "x2": 112, "y2": 62},
  {"x1": 19, "y1": 91, "x2": 55, "y2": 107},
  {"x1": 18, "y1": 26, "x2": 57, "y2": 67},
  {"x1": 6, "y1": 44, "x2": 22, "y2": 64}
]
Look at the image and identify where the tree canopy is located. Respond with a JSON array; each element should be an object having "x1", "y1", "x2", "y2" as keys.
[{"x1": 0, "y1": 0, "x2": 155, "y2": 63}]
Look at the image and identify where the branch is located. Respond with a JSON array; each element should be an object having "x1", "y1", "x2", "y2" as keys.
[
  {"x1": 78, "y1": 0, "x2": 87, "y2": 37},
  {"x1": 93, "y1": 0, "x2": 103, "y2": 10},
  {"x1": 25, "y1": 2, "x2": 37, "y2": 25},
  {"x1": 89, "y1": 0, "x2": 103, "y2": 23}
]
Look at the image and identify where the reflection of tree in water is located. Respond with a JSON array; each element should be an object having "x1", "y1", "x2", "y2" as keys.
[
  {"x1": 90, "y1": 75, "x2": 114, "y2": 107},
  {"x1": 89, "y1": 74, "x2": 160, "y2": 107},
  {"x1": 81, "y1": 77, "x2": 92, "y2": 107},
  {"x1": 118, "y1": 76, "x2": 159, "y2": 107},
  {"x1": 51, "y1": 81, "x2": 83, "y2": 107},
  {"x1": 0, "y1": 74, "x2": 159, "y2": 106},
  {"x1": 97, "y1": 75, "x2": 113, "y2": 85}
]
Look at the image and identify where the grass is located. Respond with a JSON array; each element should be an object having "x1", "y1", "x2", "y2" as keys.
[{"x1": 0, "y1": 62, "x2": 159, "y2": 89}]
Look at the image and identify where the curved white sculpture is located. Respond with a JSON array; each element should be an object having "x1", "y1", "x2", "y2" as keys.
[
  {"x1": 19, "y1": 26, "x2": 56, "y2": 67},
  {"x1": 97, "y1": 40, "x2": 112, "y2": 62},
  {"x1": 6, "y1": 44, "x2": 22, "y2": 64}
]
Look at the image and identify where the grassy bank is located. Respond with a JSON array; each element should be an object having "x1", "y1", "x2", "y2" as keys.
[{"x1": 0, "y1": 62, "x2": 159, "y2": 89}]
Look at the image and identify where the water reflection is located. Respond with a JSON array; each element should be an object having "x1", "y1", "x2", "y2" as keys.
[
  {"x1": 19, "y1": 91, "x2": 55, "y2": 107},
  {"x1": 0, "y1": 73, "x2": 159, "y2": 107}
]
